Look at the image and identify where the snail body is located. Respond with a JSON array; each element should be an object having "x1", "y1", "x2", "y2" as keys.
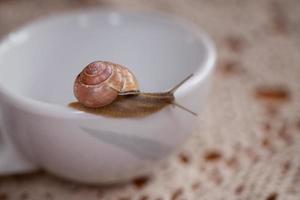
[
  {"x1": 69, "y1": 92, "x2": 174, "y2": 118},
  {"x1": 71, "y1": 61, "x2": 196, "y2": 118}
]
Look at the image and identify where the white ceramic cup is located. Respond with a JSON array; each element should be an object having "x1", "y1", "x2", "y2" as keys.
[{"x1": 0, "y1": 9, "x2": 216, "y2": 183}]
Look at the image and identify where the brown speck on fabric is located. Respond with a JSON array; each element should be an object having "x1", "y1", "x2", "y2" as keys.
[
  {"x1": 217, "y1": 60, "x2": 242, "y2": 75},
  {"x1": 226, "y1": 157, "x2": 239, "y2": 169},
  {"x1": 139, "y1": 195, "x2": 149, "y2": 200},
  {"x1": 278, "y1": 122, "x2": 292, "y2": 144},
  {"x1": 264, "y1": 142, "x2": 276, "y2": 156},
  {"x1": 0, "y1": 193, "x2": 8, "y2": 200},
  {"x1": 255, "y1": 87, "x2": 290, "y2": 103},
  {"x1": 132, "y1": 176, "x2": 150, "y2": 189},
  {"x1": 224, "y1": 36, "x2": 245, "y2": 53},
  {"x1": 235, "y1": 185, "x2": 245, "y2": 195},
  {"x1": 191, "y1": 182, "x2": 201, "y2": 191},
  {"x1": 171, "y1": 188, "x2": 183, "y2": 200},
  {"x1": 262, "y1": 122, "x2": 272, "y2": 133},
  {"x1": 266, "y1": 192, "x2": 278, "y2": 200},
  {"x1": 261, "y1": 138, "x2": 271, "y2": 148},
  {"x1": 178, "y1": 153, "x2": 190, "y2": 165},
  {"x1": 204, "y1": 150, "x2": 222, "y2": 162},
  {"x1": 270, "y1": 1, "x2": 288, "y2": 34},
  {"x1": 281, "y1": 161, "x2": 291, "y2": 175}
]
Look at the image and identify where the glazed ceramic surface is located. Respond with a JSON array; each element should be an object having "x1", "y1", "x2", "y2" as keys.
[{"x1": 0, "y1": 9, "x2": 216, "y2": 183}]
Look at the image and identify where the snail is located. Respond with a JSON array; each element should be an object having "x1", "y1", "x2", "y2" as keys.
[{"x1": 69, "y1": 61, "x2": 197, "y2": 118}]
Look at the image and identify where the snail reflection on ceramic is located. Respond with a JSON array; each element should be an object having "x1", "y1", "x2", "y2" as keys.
[{"x1": 69, "y1": 61, "x2": 197, "y2": 118}]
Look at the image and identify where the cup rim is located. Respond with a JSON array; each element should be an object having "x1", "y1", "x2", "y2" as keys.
[{"x1": 0, "y1": 9, "x2": 216, "y2": 118}]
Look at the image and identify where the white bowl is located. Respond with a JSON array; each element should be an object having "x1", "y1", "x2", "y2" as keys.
[{"x1": 0, "y1": 9, "x2": 216, "y2": 183}]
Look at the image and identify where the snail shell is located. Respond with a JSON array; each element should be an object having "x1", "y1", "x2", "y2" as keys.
[{"x1": 74, "y1": 61, "x2": 139, "y2": 108}]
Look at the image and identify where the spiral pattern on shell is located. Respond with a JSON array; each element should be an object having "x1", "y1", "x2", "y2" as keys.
[{"x1": 74, "y1": 61, "x2": 139, "y2": 108}]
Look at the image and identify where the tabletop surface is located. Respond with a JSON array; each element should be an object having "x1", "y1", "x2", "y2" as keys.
[{"x1": 0, "y1": 0, "x2": 300, "y2": 199}]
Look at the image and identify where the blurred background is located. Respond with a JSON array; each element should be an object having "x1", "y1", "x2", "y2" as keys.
[{"x1": 0, "y1": 0, "x2": 300, "y2": 200}]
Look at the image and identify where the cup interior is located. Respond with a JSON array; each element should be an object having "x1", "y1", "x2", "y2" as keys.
[{"x1": 0, "y1": 10, "x2": 211, "y2": 106}]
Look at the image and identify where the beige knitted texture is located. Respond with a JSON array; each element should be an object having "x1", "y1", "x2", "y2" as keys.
[{"x1": 0, "y1": 0, "x2": 300, "y2": 199}]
